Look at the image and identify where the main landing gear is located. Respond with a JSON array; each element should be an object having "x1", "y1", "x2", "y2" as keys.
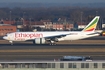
[{"x1": 49, "y1": 40, "x2": 56, "y2": 45}]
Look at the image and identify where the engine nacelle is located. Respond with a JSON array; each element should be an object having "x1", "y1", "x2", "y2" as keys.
[{"x1": 33, "y1": 38, "x2": 46, "y2": 44}]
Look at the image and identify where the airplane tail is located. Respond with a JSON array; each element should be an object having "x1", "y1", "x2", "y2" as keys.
[{"x1": 82, "y1": 16, "x2": 100, "y2": 32}]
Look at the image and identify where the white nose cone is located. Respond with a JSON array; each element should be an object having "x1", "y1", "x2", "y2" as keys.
[{"x1": 3, "y1": 36, "x2": 7, "y2": 40}]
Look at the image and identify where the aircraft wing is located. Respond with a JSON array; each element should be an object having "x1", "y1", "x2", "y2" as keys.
[
  {"x1": 45, "y1": 33, "x2": 70, "y2": 39},
  {"x1": 26, "y1": 33, "x2": 70, "y2": 41}
]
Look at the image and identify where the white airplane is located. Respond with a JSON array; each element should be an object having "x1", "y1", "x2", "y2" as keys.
[{"x1": 3, "y1": 16, "x2": 101, "y2": 45}]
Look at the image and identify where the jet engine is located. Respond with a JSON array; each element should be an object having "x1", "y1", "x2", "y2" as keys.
[{"x1": 33, "y1": 38, "x2": 46, "y2": 44}]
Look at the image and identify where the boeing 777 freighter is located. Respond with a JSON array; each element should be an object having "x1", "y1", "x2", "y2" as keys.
[{"x1": 3, "y1": 16, "x2": 101, "y2": 45}]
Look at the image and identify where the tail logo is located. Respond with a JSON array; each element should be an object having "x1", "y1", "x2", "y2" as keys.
[{"x1": 83, "y1": 16, "x2": 99, "y2": 32}]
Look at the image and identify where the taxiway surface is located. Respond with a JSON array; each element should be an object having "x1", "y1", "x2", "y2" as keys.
[
  {"x1": 0, "y1": 36, "x2": 105, "y2": 61},
  {"x1": 0, "y1": 43, "x2": 105, "y2": 61}
]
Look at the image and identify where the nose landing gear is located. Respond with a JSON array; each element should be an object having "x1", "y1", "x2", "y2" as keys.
[{"x1": 9, "y1": 41, "x2": 13, "y2": 45}]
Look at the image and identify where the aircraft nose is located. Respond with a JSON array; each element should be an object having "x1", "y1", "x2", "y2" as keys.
[{"x1": 3, "y1": 36, "x2": 8, "y2": 40}]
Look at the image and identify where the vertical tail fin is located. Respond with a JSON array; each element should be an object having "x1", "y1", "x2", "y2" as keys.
[{"x1": 82, "y1": 16, "x2": 100, "y2": 32}]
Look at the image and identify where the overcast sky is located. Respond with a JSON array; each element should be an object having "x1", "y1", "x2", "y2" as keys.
[{"x1": 1, "y1": 0, "x2": 105, "y2": 3}]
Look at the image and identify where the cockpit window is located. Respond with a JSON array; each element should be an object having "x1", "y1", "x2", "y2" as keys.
[
  {"x1": 4, "y1": 34, "x2": 8, "y2": 37},
  {"x1": 4, "y1": 33, "x2": 12, "y2": 37}
]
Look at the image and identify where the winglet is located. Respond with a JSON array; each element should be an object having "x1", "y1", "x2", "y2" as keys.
[{"x1": 82, "y1": 16, "x2": 100, "y2": 32}]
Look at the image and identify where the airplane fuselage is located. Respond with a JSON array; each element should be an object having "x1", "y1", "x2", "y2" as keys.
[{"x1": 3, "y1": 31, "x2": 99, "y2": 42}]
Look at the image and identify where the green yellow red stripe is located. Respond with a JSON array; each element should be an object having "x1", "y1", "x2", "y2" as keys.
[{"x1": 84, "y1": 18, "x2": 98, "y2": 31}]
